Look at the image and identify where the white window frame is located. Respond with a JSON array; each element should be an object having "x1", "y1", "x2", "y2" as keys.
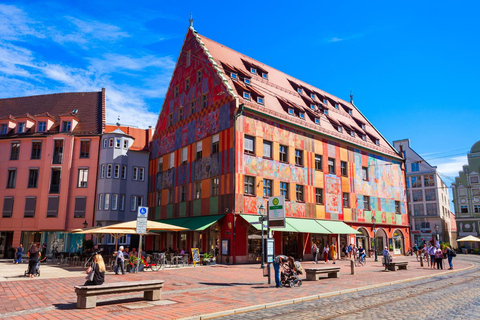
[
  {"x1": 107, "y1": 164, "x2": 112, "y2": 178},
  {"x1": 98, "y1": 194, "x2": 103, "y2": 211},
  {"x1": 101, "y1": 164, "x2": 105, "y2": 178},
  {"x1": 114, "y1": 164, "x2": 120, "y2": 178},
  {"x1": 257, "y1": 96, "x2": 264, "y2": 105},
  {"x1": 123, "y1": 140, "x2": 128, "y2": 149},
  {"x1": 133, "y1": 167, "x2": 139, "y2": 180},
  {"x1": 243, "y1": 91, "x2": 250, "y2": 100},
  {"x1": 120, "y1": 194, "x2": 125, "y2": 211},
  {"x1": 103, "y1": 139, "x2": 107, "y2": 148},
  {"x1": 131, "y1": 195, "x2": 137, "y2": 212},
  {"x1": 104, "y1": 194, "x2": 110, "y2": 210},
  {"x1": 139, "y1": 167, "x2": 145, "y2": 181},
  {"x1": 109, "y1": 138, "x2": 113, "y2": 147},
  {"x1": 112, "y1": 194, "x2": 118, "y2": 210},
  {"x1": 250, "y1": 67, "x2": 256, "y2": 74},
  {"x1": 182, "y1": 147, "x2": 188, "y2": 164},
  {"x1": 169, "y1": 152, "x2": 175, "y2": 169},
  {"x1": 115, "y1": 138, "x2": 121, "y2": 148},
  {"x1": 122, "y1": 165, "x2": 127, "y2": 179}
]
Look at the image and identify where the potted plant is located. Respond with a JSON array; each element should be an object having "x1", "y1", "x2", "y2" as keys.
[{"x1": 202, "y1": 253, "x2": 213, "y2": 265}]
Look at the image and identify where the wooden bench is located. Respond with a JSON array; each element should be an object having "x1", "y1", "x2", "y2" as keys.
[
  {"x1": 305, "y1": 267, "x2": 341, "y2": 281},
  {"x1": 74, "y1": 280, "x2": 164, "y2": 309},
  {"x1": 387, "y1": 261, "x2": 408, "y2": 271}
]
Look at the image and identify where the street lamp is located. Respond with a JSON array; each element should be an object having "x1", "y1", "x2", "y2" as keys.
[
  {"x1": 435, "y1": 225, "x2": 439, "y2": 241},
  {"x1": 83, "y1": 220, "x2": 88, "y2": 229},
  {"x1": 259, "y1": 204, "x2": 266, "y2": 269},
  {"x1": 372, "y1": 214, "x2": 378, "y2": 262}
]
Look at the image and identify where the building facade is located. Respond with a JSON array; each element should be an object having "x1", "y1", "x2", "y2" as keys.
[
  {"x1": 0, "y1": 91, "x2": 105, "y2": 258},
  {"x1": 452, "y1": 141, "x2": 480, "y2": 248},
  {"x1": 148, "y1": 26, "x2": 410, "y2": 263},
  {"x1": 393, "y1": 139, "x2": 453, "y2": 246}
]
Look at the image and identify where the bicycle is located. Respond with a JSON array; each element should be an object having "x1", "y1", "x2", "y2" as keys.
[
  {"x1": 355, "y1": 254, "x2": 367, "y2": 267},
  {"x1": 142, "y1": 253, "x2": 165, "y2": 271}
]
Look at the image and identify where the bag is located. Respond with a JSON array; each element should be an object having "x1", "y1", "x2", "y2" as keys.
[
  {"x1": 86, "y1": 263, "x2": 95, "y2": 281},
  {"x1": 451, "y1": 250, "x2": 457, "y2": 257}
]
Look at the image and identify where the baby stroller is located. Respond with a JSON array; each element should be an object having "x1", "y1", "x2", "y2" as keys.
[
  {"x1": 280, "y1": 260, "x2": 303, "y2": 288},
  {"x1": 24, "y1": 261, "x2": 41, "y2": 277}
]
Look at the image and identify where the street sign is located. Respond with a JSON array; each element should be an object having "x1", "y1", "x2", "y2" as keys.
[
  {"x1": 136, "y1": 206, "x2": 148, "y2": 234},
  {"x1": 268, "y1": 196, "x2": 285, "y2": 228}
]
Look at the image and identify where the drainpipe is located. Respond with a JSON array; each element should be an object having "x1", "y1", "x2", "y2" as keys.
[{"x1": 232, "y1": 103, "x2": 244, "y2": 265}]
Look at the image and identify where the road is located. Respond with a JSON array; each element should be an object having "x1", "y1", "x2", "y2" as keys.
[{"x1": 217, "y1": 256, "x2": 480, "y2": 320}]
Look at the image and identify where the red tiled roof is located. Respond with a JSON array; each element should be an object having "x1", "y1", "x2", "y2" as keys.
[
  {"x1": 15, "y1": 113, "x2": 36, "y2": 121},
  {"x1": 0, "y1": 90, "x2": 105, "y2": 135},
  {"x1": 0, "y1": 115, "x2": 16, "y2": 121}
]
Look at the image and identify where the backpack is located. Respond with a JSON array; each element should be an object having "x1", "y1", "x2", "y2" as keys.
[{"x1": 451, "y1": 249, "x2": 457, "y2": 257}]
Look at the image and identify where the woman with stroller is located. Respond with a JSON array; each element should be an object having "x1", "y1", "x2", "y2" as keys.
[
  {"x1": 84, "y1": 253, "x2": 106, "y2": 285},
  {"x1": 27, "y1": 244, "x2": 41, "y2": 278}
]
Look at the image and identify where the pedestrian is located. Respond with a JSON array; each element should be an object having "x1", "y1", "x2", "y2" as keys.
[
  {"x1": 312, "y1": 243, "x2": 318, "y2": 264},
  {"x1": 323, "y1": 244, "x2": 329, "y2": 263},
  {"x1": 27, "y1": 244, "x2": 41, "y2": 278},
  {"x1": 330, "y1": 243, "x2": 337, "y2": 264},
  {"x1": 347, "y1": 244, "x2": 352, "y2": 259},
  {"x1": 14, "y1": 244, "x2": 23, "y2": 264},
  {"x1": 273, "y1": 255, "x2": 288, "y2": 288},
  {"x1": 428, "y1": 245, "x2": 436, "y2": 269},
  {"x1": 115, "y1": 246, "x2": 126, "y2": 275},
  {"x1": 383, "y1": 246, "x2": 390, "y2": 271},
  {"x1": 84, "y1": 253, "x2": 106, "y2": 286},
  {"x1": 413, "y1": 243, "x2": 419, "y2": 259},
  {"x1": 446, "y1": 246, "x2": 456, "y2": 269},
  {"x1": 435, "y1": 247, "x2": 443, "y2": 269},
  {"x1": 352, "y1": 244, "x2": 358, "y2": 261}
]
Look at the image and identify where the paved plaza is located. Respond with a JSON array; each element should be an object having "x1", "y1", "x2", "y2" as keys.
[{"x1": 0, "y1": 255, "x2": 474, "y2": 319}]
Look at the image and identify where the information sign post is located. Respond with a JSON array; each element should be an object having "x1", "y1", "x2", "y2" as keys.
[{"x1": 135, "y1": 206, "x2": 148, "y2": 272}]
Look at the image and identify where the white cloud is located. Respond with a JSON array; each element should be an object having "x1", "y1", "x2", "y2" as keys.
[
  {"x1": 328, "y1": 37, "x2": 343, "y2": 42},
  {"x1": 430, "y1": 155, "x2": 467, "y2": 181},
  {"x1": 0, "y1": 4, "x2": 44, "y2": 40}
]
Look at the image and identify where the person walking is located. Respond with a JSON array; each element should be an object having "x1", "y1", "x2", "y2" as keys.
[
  {"x1": 352, "y1": 244, "x2": 358, "y2": 261},
  {"x1": 27, "y1": 244, "x2": 41, "y2": 278},
  {"x1": 428, "y1": 245, "x2": 436, "y2": 269},
  {"x1": 323, "y1": 244, "x2": 330, "y2": 263},
  {"x1": 84, "y1": 253, "x2": 106, "y2": 286},
  {"x1": 115, "y1": 246, "x2": 126, "y2": 275},
  {"x1": 383, "y1": 246, "x2": 390, "y2": 271},
  {"x1": 347, "y1": 244, "x2": 352, "y2": 259},
  {"x1": 435, "y1": 247, "x2": 443, "y2": 269},
  {"x1": 330, "y1": 243, "x2": 337, "y2": 264},
  {"x1": 273, "y1": 255, "x2": 288, "y2": 288},
  {"x1": 312, "y1": 243, "x2": 318, "y2": 264},
  {"x1": 446, "y1": 246, "x2": 456, "y2": 269},
  {"x1": 14, "y1": 244, "x2": 23, "y2": 264}
]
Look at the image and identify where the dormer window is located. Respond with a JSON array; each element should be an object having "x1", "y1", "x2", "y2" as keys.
[
  {"x1": 37, "y1": 121, "x2": 46, "y2": 132},
  {"x1": 257, "y1": 97, "x2": 264, "y2": 105},
  {"x1": 244, "y1": 78, "x2": 251, "y2": 85},
  {"x1": 314, "y1": 118, "x2": 320, "y2": 124},
  {"x1": 288, "y1": 108, "x2": 294, "y2": 115},
  {"x1": 361, "y1": 123, "x2": 366, "y2": 129},
  {"x1": 310, "y1": 93, "x2": 315, "y2": 100},
  {"x1": 231, "y1": 72, "x2": 238, "y2": 80},
  {"x1": 337, "y1": 126, "x2": 343, "y2": 133},
  {"x1": 62, "y1": 121, "x2": 71, "y2": 132},
  {"x1": 324, "y1": 109, "x2": 328, "y2": 115},
  {"x1": 250, "y1": 67, "x2": 256, "y2": 74},
  {"x1": 17, "y1": 122, "x2": 25, "y2": 133},
  {"x1": 262, "y1": 72, "x2": 268, "y2": 79},
  {"x1": 348, "y1": 109, "x2": 353, "y2": 115},
  {"x1": 361, "y1": 134, "x2": 366, "y2": 141},
  {"x1": 299, "y1": 112, "x2": 305, "y2": 119},
  {"x1": 174, "y1": 86, "x2": 179, "y2": 97},
  {"x1": 350, "y1": 131, "x2": 355, "y2": 137},
  {"x1": 115, "y1": 138, "x2": 121, "y2": 148},
  {"x1": 335, "y1": 103, "x2": 339, "y2": 109},
  {"x1": 0, "y1": 124, "x2": 7, "y2": 134},
  {"x1": 123, "y1": 140, "x2": 128, "y2": 149},
  {"x1": 243, "y1": 92, "x2": 251, "y2": 100},
  {"x1": 375, "y1": 139, "x2": 380, "y2": 145},
  {"x1": 323, "y1": 99, "x2": 327, "y2": 105},
  {"x1": 310, "y1": 104, "x2": 315, "y2": 110},
  {"x1": 297, "y1": 88, "x2": 302, "y2": 94}
]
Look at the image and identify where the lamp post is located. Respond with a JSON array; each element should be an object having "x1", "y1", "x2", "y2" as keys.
[
  {"x1": 259, "y1": 204, "x2": 266, "y2": 269},
  {"x1": 435, "y1": 225, "x2": 439, "y2": 241},
  {"x1": 83, "y1": 220, "x2": 88, "y2": 229},
  {"x1": 372, "y1": 214, "x2": 378, "y2": 262}
]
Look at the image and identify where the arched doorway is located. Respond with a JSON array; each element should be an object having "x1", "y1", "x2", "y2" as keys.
[
  {"x1": 374, "y1": 228, "x2": 388, "y2": 255},
  {"x1": 392, "y1": 229, "x2": 405, "y2": 255},
  {"x1": 355, "y1": 227, "x2": 370, "y2": 253}
]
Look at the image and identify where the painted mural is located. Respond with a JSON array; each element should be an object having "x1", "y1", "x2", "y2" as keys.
[
  {"x1": 243, "y1": 195, "x2": 306, "y2": 218},
  {"x1": 325, "y1": 175, "x2": 342, "y2": 214},
  {"x1": 243, "y1": 155, "x2": 307, "y2": 185}
]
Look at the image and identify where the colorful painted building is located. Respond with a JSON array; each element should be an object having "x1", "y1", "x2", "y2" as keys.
[
  {"x1": 0, "y1": 90, "x2": 105, "y2": 258},
  {"x1": 148, "y1": 25, "x2": 410, "y2": 263}
]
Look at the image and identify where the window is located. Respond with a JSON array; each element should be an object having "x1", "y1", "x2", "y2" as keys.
[
  {"x1": 179, "y1": 107, "x2": 184, "y2": 121},
  {"x1": 328, "y1": 158, "x2": 335, "y2": 174},
  {"x1": 245, "y1": 176, "x2": 255, "y2": 195},
  {"x1": 104, "y1": 194, "x2": 110, "y2": 210},
  {"x1": 362, "y1": 167, "x2": 369, "y2": 181},
  {"x1": 131, "y1": 195, "x2": 138, "y2": 211},
  {"x1": 460, "y1": 206, "x2": 468, "y2": 214},
  {"x1": 110, "y1": 164, "x2": 118, "y2": 178},
  {"x1": 411, "y1": 176, "x2": 422, "y2": 188},
  {"x1": 0, "y1": 124, "x2": 7, "y2": 134},
  {"x1": 10, "y1": 142, "x2": 20, "y2": 160},
  {"x1": 115, "y1": 138, "x2": 121, "y2": 148},
  {"x1": 103, "y1": 139, "x2": 107, "y2": 148},
  {"x1": 169, "y1": 152, "x2": 175, "y2": 168},
  {"x1": 168, "y1": 189, "x2": 174, "y2": 204},
  {"x1": 315, "y1": 154, "x2": 323, "y2": 171},
  {"x1": 31, "y1": 141, "x2": 42, "y2": 160},
  {"x1": 7, "y1": 169, "x2": 16, "y2": 188},
  {"x1": 412, "y1": 190, "x2": 423, "y2": 202},
  {"x1": 28, "y1": 169, "x2": 38, "y2": 188},
  {"x1": 108, "y1": 138, "x2": 113, "y2": 147},
  {"x1": 335, "y1": 103, "x2": 339, "y2": 109},
  {"x1": 107, "y1": 164, "x2": 112, "y2": 178},
  {"x1": 37, "y1": 121, "x2": 46, "y2": 132},
  {"x1": 202, "y1": 94, "x2": 209, "y2": 108},
  {"x1": 181, "y1": 185, "x2": 187, "y2": 201},
  {"x1": 17, "y1": 122, "x2": 25, "y2": 133},
  {"x1": 97, "y1": 194, "x2": 103, "y2": 211},
  {"x1": 471, "y1": 176, "x2": 479, "y2": 184},
  {"x1": 297, "y1": 88, "x2": 302, "y2": 94},
  {"x1": 299, "y1": 112, "x2": 305, "y2": 119},
  {"x1": 24, "y1": 197, "x2": 36, "y2": 218},
  {"x1": 243, "y1": 92, "x2": 250, "y2": 100},
  {"x1": 244, "y1": 135, "x2": 255, "y2": 154},
  {"x1": 197, "y1": 70, "x2": 203, "y2": 82},
  {"x1": 413, "y1": 204, "x2": 424, "y2": 216},
  {"x1": 53, "y1": 140, "x2": 63, "y2": 164},
  {"x1": 195, "y1": 182, "x2": 201, "y2": 199},
  {"x1": 2, "y1": 197, "x2": 14, "y2": 217},
  {"x1": 186, "y1": 51, "x2": 191, "y2": 67},
  {"x1": 263, "y1": 140, "x2": 272, "y2": 158},
  {"x1": 101, "y1": 164, "x2": 105, "y2": 178},
  {"x1": 288, "y1": 108, "x2": 294, "y2": 115},
  {"x1": 395, "y1": 201, "x2": 400, "y2": 214},
  {"x1": 120, "y1": 195, "x2": 125, "y2": 211},
  {"x1": 375, "y1": 139, "x2": 380, "y2": 146},
  {"x1": 295, "y1": 149, "x2": 303, "y2": 166},
  {"x1": 363, "y1": 196, "x2": 371, "y2": 211},
  {"x1": 350, "y1": 130, "x2": 355, "y2": 137},
  {"x1": 112, "y1": 194, "x2": 118, "y2": 210},
  {"x1": 191, "y1": 100, "x2": 196, "y2": 114},
  {"x1": 280, "y1": 182, "x2": 289, "y2": 200},
  {"x1": 458, "y1": 188, "x2": 467, "y2": 197},
  {"x1": 257, "y1": 97, "x2": 264, "y2": 105},
  {"x1": 74, "y1": 197, "x2": 86, "y2": 218},
  {"x1": 316, "y1": 188, "x2": 324, "y2": 204},
  {"x1": 133, "y1": 167, "x2": 139, "y2": 180},
  {"x1": 310, "y1": 104, "x2": 315, "y2": 110},
  {"x1": 310, "y1": 93, "x2": 315, "y2": 100},
  {"x1": 420, "y1": 222, "x2": 431, "y2": 229},
  {"x1": 49, "y1": 168, "x2": 61, "y2": 193},
  {"x1": 426, "y1": 203, "x2": 437, "y2": 216},
  {"x1": 250, "y1": 67, "x2": 256, "y2": 74},
  {"x1": 174, "y1": 85, "x2": 179, "y2": 97},
  {"x1": 279, "y1": 145, "x2": 288, "y2": 162},
  {"x1": 156, "y1": 191, "x2": 162, "y2": 206},
  {"x1": 474, "y1": 205, "x2": 480, "y2": 213},
  {"x1": 406, "y1": 177, "x2": 409, "y2": 188},
  {"x1": 231, "y1": 72, "x2": 238, "y2": 80},
  {"x1": 324, "y1": 109, "x2": 329, "y2": 115},
  {"x1": 323, "y1": 98, "x2": 327, "y2": 105},
  {"x1": 138, "y1": 196, "x2": 144, "y2": 208},
  {"x1": 123, "y1": 140, "x2": 128, "y2": 149},
  {"x1": 181, "y1": 147, "x2": 188, "y2": 164},
  {"x1": 211, "y1": 178, "x2": 219, "y2": 196},
  {"x1": 62, "y1": 121, "x2": 71, "y2": 132},
  {"x1": 411, "y1": 162, "x2": 420, "y2": 172},
  {"x1": 244, "y1": 78, "x2": 251, "y2": 85},
  {"x1": 341, "y1": 161, "x2": 348, "y2": 176},
  {"x1": 139, "y1": 168, "x2": 145, "y2": 181},
  {"x1": 262, "y1": 72, "x2": 268, "y2": 79},
  {"x1": 315, "y1": 118, "x2": 320, "y2": 124},
  {"x1": 296, "y1": 185, "x2": 304, "y2": 202},
  {"x1": 185, "y1": 78, "x2": 190, "y2": 90},
  {"x1": 425, "y1": 189, "x2": 436, "y2": 201},
  {"x1": 77, "y1": 168, "x2": 88, "y2": 188},
  {"x1": 424, "y1": 174, "x2": 435, "y2": 187},
  {"x1": 343, "y1": 193, "x2": 350, "y2": 208},
  {"x1": 212, "y1": 134, "x2": 219, "y2": 154},
  {"x1": 263, "y1": 179, "x2": 272, "y2": 197},
  {"x1": 196, "y1": 141, "x2": 203, "y2": 160},
  {"x1": 337, "y1": 126, "x2": 342, "y2": 133},
  {"x1": 168, "y1": 114, "x2": 173, "y2": 126}
]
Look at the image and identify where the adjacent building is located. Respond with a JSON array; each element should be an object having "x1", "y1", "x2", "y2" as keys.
[
  {"x1": 148, "y1": 25, "x2": 410, "y2": 263},
  {"x1": 0, "y1": 90, "x2": 105, "y2": 258},
  {"x1": 452, "y1": 141, "x2": 480, "y2": 248},
  {"x1": 393, "y1": 139, "x2": 453, "y2": 246}
]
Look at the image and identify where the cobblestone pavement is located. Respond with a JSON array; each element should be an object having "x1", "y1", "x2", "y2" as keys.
[{"x1": 214, "y1": 255, "x2": 480, "y2": 320}]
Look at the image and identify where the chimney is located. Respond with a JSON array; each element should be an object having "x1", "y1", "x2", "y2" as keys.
[{"x1": 350, "y1": 91, "x2": 353, "y2": 104}]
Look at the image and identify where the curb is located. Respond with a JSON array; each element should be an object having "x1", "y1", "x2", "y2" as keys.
[{"x1": 180, "y1": 262, "x2": 475, "y2": 320}]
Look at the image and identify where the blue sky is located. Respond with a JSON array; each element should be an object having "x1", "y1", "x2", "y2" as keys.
[{"x1": 1, "y1": 1, "x2": 479, "y2": 183}]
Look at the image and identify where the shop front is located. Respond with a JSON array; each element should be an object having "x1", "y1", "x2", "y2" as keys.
[
  {"x1": 392, "y1": 229, "x2": 405, "y2": 255},
  {"x1": 0, "y1": 231, "x2": 14, "y2": 259}
]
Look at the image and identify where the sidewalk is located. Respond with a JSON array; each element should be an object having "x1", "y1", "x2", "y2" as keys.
[{"x1": 0, "y1": 256, "x2": 471, "y2": 320}]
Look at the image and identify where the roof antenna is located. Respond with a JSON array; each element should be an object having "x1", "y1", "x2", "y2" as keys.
[
  {"x1": 350, "y1": 91, "x2": 353, "y2": 104},
  {"x1": 116, "y1": 115, "x2": 120, "y2": 127},
  {"x1": 189, "y1": 13, "x2": 193, "y2": 28}
]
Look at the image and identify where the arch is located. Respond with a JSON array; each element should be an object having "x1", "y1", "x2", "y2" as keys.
[
  {"x1": 392, "y1": 229, "x2": 405, "y2": 255},
  {"x1": 374, "y1": 228, "x2": 388, "y2": 254},
  {"x1": 355, "y1": 227, "x2": 370, "y2": 254}
]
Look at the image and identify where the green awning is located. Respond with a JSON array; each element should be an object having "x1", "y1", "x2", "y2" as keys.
[
  {"x1": 286, "y1": 218, "x2": 331, "y2": 234},
  {"x1": 240, "y1": 214, "x2": 267, "y2": 231},
  {"x1": 158, "y1": 218, "x2": 190, "y2": 228},
  {"x1": 317, "y1": 220, "x2": 360, "y2": 234},
  {"x1": 158, "y1": 215, "x2": 225, "y2": 231}
]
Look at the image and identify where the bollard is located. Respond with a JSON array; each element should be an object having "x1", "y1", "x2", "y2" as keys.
[
  {"x1": 350, "y1": 259, "x2": 355, "y2": 275},
  {"x1": 420, "y1": 256, "x2": 424, "y2": 267}
]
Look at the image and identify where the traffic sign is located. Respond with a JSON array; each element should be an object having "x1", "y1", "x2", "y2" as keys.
[
  {"x1": 136, "y1": 206, "x2": 148, "y2": 234},
  {"x1": 268, "y1": 196, "x2": 285, "y2": 228}
]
